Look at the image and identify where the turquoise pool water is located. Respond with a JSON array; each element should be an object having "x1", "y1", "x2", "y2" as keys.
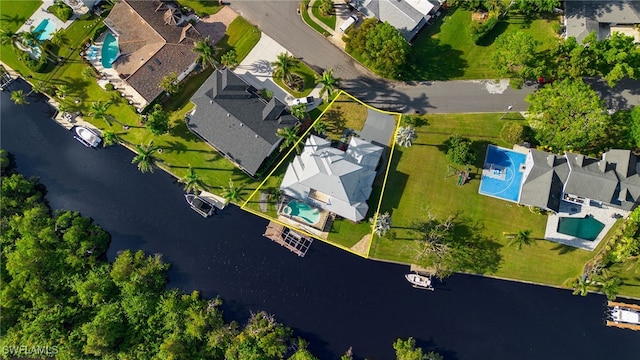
[
  {"x1": 101, "y1": 33, "x2": 119, "y2": 68},
  {"x1": 34, "y1": 18, "x2": 57, "y2": 41},
  {"x1": 557, "y1": 216, "x2": 605, "y2": 241},
  {"x1": 285, "y1": 200, "x2": 320, "y2": 225}
]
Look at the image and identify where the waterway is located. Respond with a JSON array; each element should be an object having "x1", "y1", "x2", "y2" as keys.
[{"x1": 1, "y1": 79, "x2": 639, "y2": 359}]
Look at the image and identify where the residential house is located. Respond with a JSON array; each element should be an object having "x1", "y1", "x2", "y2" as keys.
[
  {"x1": 104, "y1": 0, "x2": 203, "y2": 107},
  {"x1": 187, "y1": 69, "x2": 298, "y2": 177},
  {"x1": 350, "y1": 0, "x2": 444, "y2": 41},
  {"x1": 519, "y1": 149, "x2": 640, "y2": 212},
  {"x1": 280, "y1": 135, "x2": 383, "y2": 222},
  {"x1": 564, "y1": 0, "x2": 640, "y2": 43}
]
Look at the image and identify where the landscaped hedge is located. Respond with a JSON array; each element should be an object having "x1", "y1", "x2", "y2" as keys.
[
  {"x1": 470, "y1": 15, "x2": 498, "y2": 44},
  {"x1": 48, "y1": 2, "x2": 74, "y2": 22}
]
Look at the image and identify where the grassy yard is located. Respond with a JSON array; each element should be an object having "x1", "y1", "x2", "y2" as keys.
[
  {"x1": 311, "y1": 0, "x2": 336, "y2": 30},
  {"x1": 411, "y1": 8, "x2": 559, "y2": 80},
  {"x1": 300, "y1": 1, "x2": 330, "y2": 37},
  {"x1": 365, "y1": 113, "x2": 600, "y2": 287},
  {"x1": 215, "y1": 16, "x2": 261, "y2": 63},
  {"x1": 177, "y1": 0, "x2": 222, "y2": 16}
]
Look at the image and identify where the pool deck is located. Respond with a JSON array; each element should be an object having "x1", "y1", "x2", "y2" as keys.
[{"x1": 544, "y1": 201, "x2": 628, "y2": 251}]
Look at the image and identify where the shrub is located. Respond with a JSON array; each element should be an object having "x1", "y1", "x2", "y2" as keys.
[
  {"x1": 509, "y1": 77, "x2": 524, "y2": 89},
  {"x1": 91, "y1": 24, "x2": 107, "y2": 41},
  {"x1": 48, "y1": 2, "x2": 74, "y2": 22},
  {"x1": 105, "y1": 83, "x2": 115, "y2": 91},
  {"x1": 445, "y1": 134, "x2": 476, "y2": 165},
  {"x1": 500, "y1": 122, "x2": 531, "y2": 145},
  {"x1": 551, "y1": 22, "x2": 563, "y2": 35},
  {"x1": 318, "y1": 0, "x2": 333, "y2": 16},
  {"x1": 221, "y1": 49, "x2": 238, "y2": 69},
  {"x1": 470, "y1": 16, "x2": 498, "y2": 44}
]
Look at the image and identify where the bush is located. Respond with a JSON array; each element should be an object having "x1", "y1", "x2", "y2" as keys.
[
  {"x1": 48, "y1": 2, "x2": 74, "y2": 22},
  {"x1": 551, "y1": 22, "x2": 563, "y2": 35},
  {"x1": 105, "y1": 83, "x2": 115, "y2": 91},
  {"x1": 446, "y1": 134, "x2": 476, "y2": 165},
  {"x1": 509, "y1": 77, "x2": 524, "y2": 89},
  {"x1": 17, "y1": 47, "x2": 48, "y2": 73},
  {"x1": 91, "y1": 24, "x2": 107, "y2": 41},
  {"x1": 500, "y1": 122, "x2": 531, "y2": 145},
  {"x1": 470, "y1": 16, "x2": 498, "y2": 44}
]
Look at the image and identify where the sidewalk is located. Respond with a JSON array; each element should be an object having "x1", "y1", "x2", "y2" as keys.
[{"x1": 304, "y1": 1, "x2": 357, "y2": 49}]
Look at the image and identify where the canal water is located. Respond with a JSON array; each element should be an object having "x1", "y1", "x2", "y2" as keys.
[{"x1": 2, "y1": 79, "x2": 638, "y2": 359}]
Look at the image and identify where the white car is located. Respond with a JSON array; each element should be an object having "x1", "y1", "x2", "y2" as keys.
[{"x1": 292, "y1": 96, "x2": 314, "y2": 106}]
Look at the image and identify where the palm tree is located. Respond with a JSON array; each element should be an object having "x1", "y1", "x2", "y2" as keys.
[
  {"x1": 102, "y1": 130, "x2": 120, "y2": 147},
  {"x1": 290, "y1": 103, "x2": 306, "y2": 120},
  {"x1": 276, "y1": 124, "x2": 301, "y2": 153},
  {"x1": 395, "y1": 125, "x2": 417, "y2": 148},
  {"x1": 131, "y1": 141, "x2": 159, "y2": 173},
  {"x1": 49, "y1": 29, "x2": 67, "y2": 47},
  {"x1": 193, "y1": 36, "x2": 218, "y2": 69},
  {"x1": 595, "y1": 271, "x2": 622, "y2": 300},
  {"x1": 271, "y1": 52, "x2": 298, "y2": 85},
  {"x1": 315, "y1": 68, "x2": 339, "y2": 100},
  {"x1": 10, "y1": 90, "x2": 29, "y2": 105},
  {"x1": 82, "y1": 67, "x2": 94, "y2": 80},
  {"x1": 30, "y1": 80, "x2": 46, "y2": 96},
  {"x1": 313, "y1": 120, "x2": 328, "y2": 136},
  {"x1": 571, "y1": 275, "x2": 590, "y2": 297},
  {"x1": 89, "y1": 100, "x2": 111, "y2": 125},
  {"x1": 18, "y1": 27, "x2": 43, "y2": 50},
  {"x1": 505, "y1": 229, "x2": 533, "y2": 250},
  {"x1": 370, "y1": 212, "x2": 392, "y2": 237},
  {"x1": 0, "y1": 27, "x2": 18, "y2": 48},
  {"x1": 221, "y1": 179, "x2": 242, "y2": 203},
  {"x1": 179, "y1": 166, "x2": 204, "y2": 194}
]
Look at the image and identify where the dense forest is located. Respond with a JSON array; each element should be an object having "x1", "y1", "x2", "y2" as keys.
[{"x1": 0, "y1": 150, "x2": 441, "y2": 360}]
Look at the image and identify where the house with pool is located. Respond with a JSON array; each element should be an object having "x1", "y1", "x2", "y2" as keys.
[
  {"x1": 480, "y1": 145, "x2": 640, "y2": 250},
  {"x1": 279, "y1": 135, "x2": 383, "y2": 232},
  {"x1": 101, "y1": 0, "x2": 204, "y2": 108}
]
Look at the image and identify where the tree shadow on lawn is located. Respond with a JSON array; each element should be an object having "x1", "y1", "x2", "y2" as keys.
[
  {"x1": 452, "y1": 215, "x2": 503, "y2": 274},
  {"x1": 550, "y1": 243, "x2": 579, "y2": 255},
  {"x1": 474, "y1": 20, "x2": 509, "y2": 47}
]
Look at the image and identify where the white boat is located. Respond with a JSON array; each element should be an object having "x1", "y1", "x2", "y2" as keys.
[
  {"x1": 74, "y1": 126, "x2": 102, "y2": 148},
  {"x1": 405, "y1": 273, "x2": 434, "y2": 290},
  {"x1": 606, "y1": 301, "x2": 640, "y2": 331},
  {"x1": 185, "y1": 194, "x2": 215, "y2": 218}
]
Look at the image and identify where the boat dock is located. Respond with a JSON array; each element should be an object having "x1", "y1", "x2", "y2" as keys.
[
  {"x1": 263, "y1": 221, "x2": 313, "y2": 257},
  {"x1": 198, "y1": 190, "x2": 227, "y2": 210},
  {"x1": 410, "y1": 264, "x2": 437, "y2": 276}
]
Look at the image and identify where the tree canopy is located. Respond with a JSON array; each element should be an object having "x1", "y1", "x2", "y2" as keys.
[
  {"x1": 525, "y1": 79, "x2": 610, "y2": 153},
  {"x1": 491, "y1": 31, "x2": 538, "y2": 79},
  {"x1": 146, "y1": 104, "x2": 170, "y2": 135}
]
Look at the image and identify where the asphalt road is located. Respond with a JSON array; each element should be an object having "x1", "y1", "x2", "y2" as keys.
[{"x1": 230, "y1": 1, "x2": 640, "y2": 114}]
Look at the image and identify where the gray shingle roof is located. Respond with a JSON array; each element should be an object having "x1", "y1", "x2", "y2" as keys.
[
  {"x1": 519, "y1": 149, "x2": 568, "y2": 212},
  {"x1": 565, "y1": 1, "x2": 640, "y2": 42},
  {"x1": 354, "y1": 0, "x2": 436, "y2": 40},
  {"x1": 280, "y1": 135, "x2": 383, "y2": 222},
  {"x1": 564, "y1": 152, "x2": 619, "y2": 204},
  {"x1": 187, "y1": 69, "x2": 296, "y2": 176}
]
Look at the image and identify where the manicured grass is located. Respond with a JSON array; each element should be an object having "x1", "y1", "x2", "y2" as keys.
[
  {"x1": 365, "y1": 113, "x2": 599, "y2": 287},
  {"x1": 177, "y1": 0, "x2": 222, "y2": 16},
  {"x1": 321, "y1": 93, "x2": 368, "y2": 141},
  {"x1": 300, "y1": 1, "x2": 330, "y2": 37},
  {"x1": 273, "y1": 61, "x2": 317, "y2": 98},
  {"x1": 215, "y1": 16, "x2": 261, "y2": 64},
  {"x1": 0, "y1": 0, "x2": 41, "y2": 32},
  {"x1": 311, "y1": 0, "x2": 336, "y2": 30},
  {"x1": 411, "y1": 8, "x2": 560, "y2": 80}
]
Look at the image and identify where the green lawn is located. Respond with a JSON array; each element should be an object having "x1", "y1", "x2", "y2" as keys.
[
  {"x1": 411, "y1": 8, "x2": 559, "y2": 80},
  {"x1": 364, "y1": 113, "x2": 601, "y2": 287},
  {"x1": 215, "y1": 16, "x2": 261, "y2": 63},
  {"x1": 300, "y1": 1, "x2": 330, "y2": 37},
  {"x1": 177, "y1": 0, "x2": 222, "y2": 16},
  {"x1": 273, "y1": 61, "x2": 317, "y2": 98},
  {"x1": 311, "y1": 0, "x2": 336, "y2": 30}
]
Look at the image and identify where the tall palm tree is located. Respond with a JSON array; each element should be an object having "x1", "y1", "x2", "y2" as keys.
[
  {"x1": 571, "y1": 275, "x2": 590, "y2": 297},
  {"x1": 595, "y1": 271, "x2": 622, "y2": 300},
  {"x1": 18, "y1": 27, "x2": 43, "y2": 50},
  {"x1": 89, "y1": 100, "x2": 111, "y2": 125},
  {"x1": 55, "y1": 84, "x2": 71, "y2": 99},
  {"x1": 49, "y1": 29, "x2": 67, "y2": 47},
  {"x1": 505, "y1": 229, "x2": 533, "y2": 250},
  {"x1": 179, "y1": 166, "x2": 204, "y2": 194},
  {"x1": 395, "y1": 125, "x2": 417, "y2": 148},
  {"x1": 290, "y1": 103, "x2": 306, "y2": 120},
  {"x1": 221, "y1": 179, "x2": 242, "y2": 203},
  {"x1": 30, "y1": 80, "x2": 46, "y2": 96},
  {"x1": 0, "y1": 27, "x2": 18, "y2": 48},
  {"x1": 276, "y1": 124, "x2": 301, "y2": 153},
  {"x1": 102, "y1": 130, "x2": 120, "y2": 147},
  {"x1": 10, "y1": 90, "x2": 29, "y2": 105},
  {"x1": 193, "y1": 36, "x2": 218, "y2": 69},
  {"x1": 315, "y1": 68, "x2": 339, "y2": 100},
  {"x1": 313, "y1": 120, "x2": 328, "y2": 136},
  {"x1": 271, "y1": 52, "x2": 298, "y2": 85},
  {"x1": 131, "y1": 141, "x2": 159, "y2": 173},
  {"x1": 370, "y1": 212, "x2": 392, "y2": 237}
]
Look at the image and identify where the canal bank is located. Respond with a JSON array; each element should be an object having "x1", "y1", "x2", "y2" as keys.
[{"x1": 2, "y1": 78, "x2": 640, "y2": 359}]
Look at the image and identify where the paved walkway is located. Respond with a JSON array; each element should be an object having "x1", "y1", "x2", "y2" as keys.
[
  {"x1": 304, "y1": 1, "x2": 354, "y2": 49},
  {"x1": 234, "y1": 34, "x2": 323, "y2": 109}
]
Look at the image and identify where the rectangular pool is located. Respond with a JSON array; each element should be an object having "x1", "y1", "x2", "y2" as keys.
[
  {"x1": 557, "y1": 215, "x2": 605, "y2": 241},
  {"x1": 34, "y1": 18, "x2": 57, "y2": 41}
]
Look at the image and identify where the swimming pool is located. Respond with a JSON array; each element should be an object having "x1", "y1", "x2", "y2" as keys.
[
  {"x1": 33, "y1": 18, "x2": 57, "y2": 41},
  {"x1": 557, "y1": 215, "x2": 605, "y2": 241},
  {"x1": 283, "y1": 200, "x2": 320, "y2": 226},
  {"x1": 479, "y1": 145, "x2": 526, "y2": 202},
  {"x1": 101, "y1": 33, "x2": 119, "y2": 68}
]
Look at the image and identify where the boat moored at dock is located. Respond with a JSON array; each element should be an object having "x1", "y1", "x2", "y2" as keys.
[
  {"x1": 606, "y1": 301, "x2": 640, "y2": 331},
  {"x1": 405, "y1": 273, "x2": 434, "y2": 291},
  {"x1": 185, "y1": 194, "x2": 215, "y2": 218}
]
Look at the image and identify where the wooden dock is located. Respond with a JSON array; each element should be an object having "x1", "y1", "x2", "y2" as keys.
[
  {"x1": 409, "y1": 264, "x2": 437, "y2": 276},
  {"x1": 263, "y1": 222, "x2": 313, "y2": 257}
]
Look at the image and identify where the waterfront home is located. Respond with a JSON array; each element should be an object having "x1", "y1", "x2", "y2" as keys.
[
  {"x1": 103, "y1": 0, "x2": 203, "y2": 107},
  {"x1": 280, "y1": 135, "x2": 383, "y2": 222},
  {"x1": 187, "y1": 69, "x2": 298, "y2": 177}
]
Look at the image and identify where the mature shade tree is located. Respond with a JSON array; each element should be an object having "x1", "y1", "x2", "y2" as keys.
[
  {"x1": 393, "y1": 337, "x2": 443, "y2": 360},
  {"x1": 179, "y1": 165, "x2": 204, "y2": 194},
  {"x1": 316, "y1": 68, "x2": 339, "y2": 100},
  {"x1": 395, "y1": 125, "x2": 417, "y2": 147},
  {"x1": 344, "y1": 18, "x2": 377, "y2": 54},
  {"x1": 158, "y1": 71, "x2": 182, "y2": 95},
  {"x1": 525, "y1": 78, "x2": 610, "y2": 153},
  {"x1": 225, "y1": 311, "x2": 292, "y2": 360},
  {"x1": 193, "y1": 36, "x2": 218, "y2": 69},
  {"x1": 271, "y1": 52, "x2": 298, "y2": 85},
  {"x1": 362, "y1": 21, "x2": 410, "y2": 79},
  {"x1": 550, "y1": 36, "x2": 595, "y2": 79},
  {"x1": 89, "y1": 100, "x2": 111, "y2": 124},
  {"x1": 513, "y1": 0, "x2": 559, "y2": 16},
  {"x1": 131, "y1": 141, "x2": 159, "y2": 173},
  {"x1": 370, "y1": 212, "x2": 392, "y2": 237},
  {"x1": 276, "y1": 124, "x2": 301, "y2": 153},
  {"x1": 10, "y1": 89, "x2": 28, "y2": 105},
  {"x1": 146, "y1": 104, "x2": 170, "y2": 135},
  {"x1": 81, "y1": 302, "x2": 127, "y2": 357},
  {"x1": 491, "y1": 31, "x2": 538, "y2": 79},
  {"x1": 583, "y1": 32, "x2": 640, "y2": 87},
  {"x1": 445, "y1": 134, "x2": 476, "y2": 165}
]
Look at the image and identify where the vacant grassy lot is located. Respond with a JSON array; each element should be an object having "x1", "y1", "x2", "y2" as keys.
[
  {"x1": 411, "y1": 8, "x2": 559, "y2": 80},
  {"x1": 366, "y1": 113, "x2": 601, "y2": 287}
]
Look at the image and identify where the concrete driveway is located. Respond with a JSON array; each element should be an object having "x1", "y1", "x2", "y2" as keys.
[{"x1": 234, "y1": 35, "x2": 323, "y2": 109}]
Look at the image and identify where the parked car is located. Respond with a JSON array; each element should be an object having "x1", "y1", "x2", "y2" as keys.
[
  {"x1": 292, "y1": 96, "x2": 314, "y2": 106},
  {"x1": 339, "y1": 15, "x2": 358, "y2": 32}
]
